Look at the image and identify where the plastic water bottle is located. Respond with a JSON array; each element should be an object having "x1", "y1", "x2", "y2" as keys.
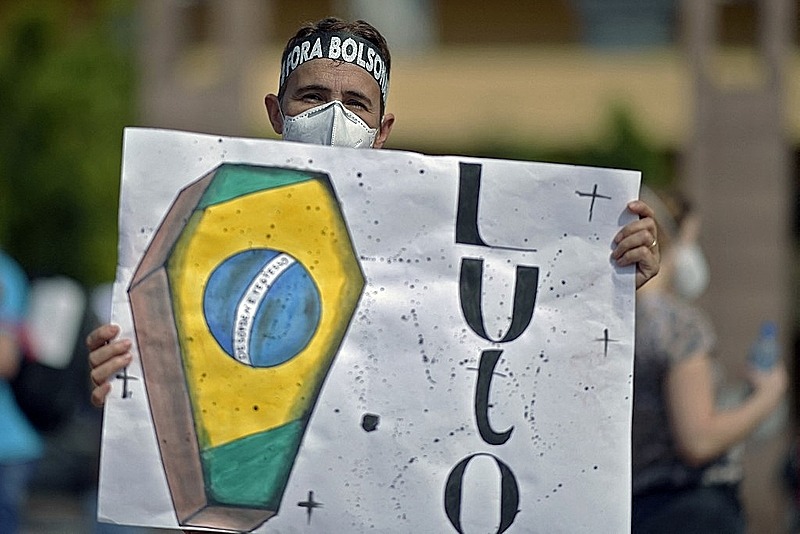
[
  {"x1": 748, "y1": 321, "x2": 779, "y2": 371},
  {"x1": 748, "y1": 320, "x2": 786, "y2": 440}
]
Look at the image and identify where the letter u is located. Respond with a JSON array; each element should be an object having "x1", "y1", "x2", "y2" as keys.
[{"x1": 458, "y1": 258, "x2": 538, "y2": 343}]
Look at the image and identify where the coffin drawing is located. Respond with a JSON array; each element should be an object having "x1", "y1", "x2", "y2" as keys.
[{"x1": 128, "y1": 163, "x2": 364, "y2": 532}]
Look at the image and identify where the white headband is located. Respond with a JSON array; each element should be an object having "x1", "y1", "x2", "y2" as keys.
[{"x1": 279, "y1": 32, "x2": 389, "y2": 105}]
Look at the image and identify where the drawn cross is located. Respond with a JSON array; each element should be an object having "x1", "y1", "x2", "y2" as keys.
[
  {"x1": 575, "y1": 184, "x2": 612, "y2": 222},
  {"x1": 594, "y1": 328, "x2": 619, "y2": 357},
  {"x1": 466, "y1": 365, "x2": 507, "y2": 410},
  {"x1": 298, "y1": 490, "x2": 323, "y2": 524},
  {"x1": 115, "y1": 367, "x2": 139, "y2": 399}
]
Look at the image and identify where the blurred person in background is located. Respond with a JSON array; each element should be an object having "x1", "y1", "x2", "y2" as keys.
[
  {"x1": 631, "y1": 187, "x2": 787, "y2": 534},
  {"x1": 17, "y1": 277, "x2": 143, "y2": 533},
  {"x1": 0, "y1": 249, "x2": 43, "y2": 533}
]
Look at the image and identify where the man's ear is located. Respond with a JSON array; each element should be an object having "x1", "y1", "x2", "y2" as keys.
[
  {"x1": 372, "y1": 112, "x2": 395, "y2": 149},
  {"x1": 265, "y1": 94, "x2": 284, "y2": 135}
]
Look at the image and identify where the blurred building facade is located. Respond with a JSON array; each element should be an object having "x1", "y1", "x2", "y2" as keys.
[{"x1": 136, "y1": 0, "x2": 799, "y2": 531}]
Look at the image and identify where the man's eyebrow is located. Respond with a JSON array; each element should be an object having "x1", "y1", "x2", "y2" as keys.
[{"x1": 292, "y1": 83, "x2": 331, "y2": 94}]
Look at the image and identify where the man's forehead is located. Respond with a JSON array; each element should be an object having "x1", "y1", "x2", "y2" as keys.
[{"x1": 284, "y1": 59, "x2": 382, "y2": 102}]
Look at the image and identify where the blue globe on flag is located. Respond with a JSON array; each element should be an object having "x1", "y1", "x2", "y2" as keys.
[{"x1": 203, "y1": 248, "x2": 321, "y2": 368}]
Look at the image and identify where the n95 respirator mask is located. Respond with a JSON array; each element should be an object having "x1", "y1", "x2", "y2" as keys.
[{"x1": 282, "y1": 100, "x2": 377, "y2": 149}]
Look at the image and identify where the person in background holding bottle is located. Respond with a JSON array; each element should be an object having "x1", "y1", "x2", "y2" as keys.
[
  {"x1": 0, "y1": 249, "x2": 43, "y2": 533},
  {"x1": 631, "y1": 187, "x2": 787, "y2": 534}
]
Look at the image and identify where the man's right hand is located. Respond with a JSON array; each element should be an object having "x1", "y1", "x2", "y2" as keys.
[{"x1": 86, "y1": 323, "x2": 132, "y2": 407}]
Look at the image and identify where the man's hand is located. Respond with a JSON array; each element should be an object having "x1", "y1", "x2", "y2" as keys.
[
  {"x1": 86, "y1": 323, "x2": 132, "y2": 407},
  {"x1": 612, "y1": 200, "x2": 660, "y2": 289},
  {"x1": 747, "y1": 361, "x2": 789, "y2": 410}
]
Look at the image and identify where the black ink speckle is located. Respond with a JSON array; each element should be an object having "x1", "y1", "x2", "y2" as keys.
[{"x1": 361, "y1": 413, "x2": 380, "y2": 432}]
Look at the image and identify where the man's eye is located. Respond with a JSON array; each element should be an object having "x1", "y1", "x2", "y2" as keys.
[
  {"x1": 302, "y1": 93, "x2": 324, "y2": 102},
  {"x1": 346, "y1": 100, "x2": 368, "y2": 111}
]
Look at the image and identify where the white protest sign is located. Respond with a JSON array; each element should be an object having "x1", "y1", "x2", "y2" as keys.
[{"x1": 99, "y1": 128, "x2": 639, "y2": 533}]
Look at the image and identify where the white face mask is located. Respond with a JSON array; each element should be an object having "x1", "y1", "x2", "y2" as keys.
[
  {"x1": 282, "y1": 100, "x2": 377, "y2": 148},
  {"x1": 672, "y1": 243, "x2": 710, "y2": 300}
]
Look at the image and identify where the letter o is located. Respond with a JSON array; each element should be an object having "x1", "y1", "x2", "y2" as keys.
[
  {"x1": 341, "y1": 38, "x2": 358, "y2": 62},
  {"x1": 443, "y1": 453, "x2": 520, "y2": 534}
]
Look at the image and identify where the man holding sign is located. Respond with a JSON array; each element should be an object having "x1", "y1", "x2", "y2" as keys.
[
  {"x1": 89, "y1": 17, "x2": 659, "y2": 403},
  {"x1": 87, "y1": 16, "x2": 660, "y2": 532}
]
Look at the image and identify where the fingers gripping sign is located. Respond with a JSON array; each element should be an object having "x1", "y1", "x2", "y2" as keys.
[
  {"x1": 86, "y1": 323, "x2": 133, "y2": 407},
  {"x1": 612, "y1": 199, "x2": 660, "y2": 289}
]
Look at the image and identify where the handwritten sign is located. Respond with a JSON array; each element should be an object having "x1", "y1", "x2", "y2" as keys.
[{"x1": 99, "y1": 128, "x2": 639, "y2": 533}]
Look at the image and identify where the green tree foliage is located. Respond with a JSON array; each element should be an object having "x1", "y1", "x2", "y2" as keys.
[{"x1": 0, "y1": 1, "x2": 134, "y2": 285}]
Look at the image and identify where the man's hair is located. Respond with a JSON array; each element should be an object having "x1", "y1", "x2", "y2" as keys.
[{"x1": 278, "y1": 17, "x2": 392, "y2": 114}]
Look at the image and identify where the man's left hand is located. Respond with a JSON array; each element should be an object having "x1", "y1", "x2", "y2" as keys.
[{"x1": 612, "y1": 200, "x2": 660, "y2": 289}]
